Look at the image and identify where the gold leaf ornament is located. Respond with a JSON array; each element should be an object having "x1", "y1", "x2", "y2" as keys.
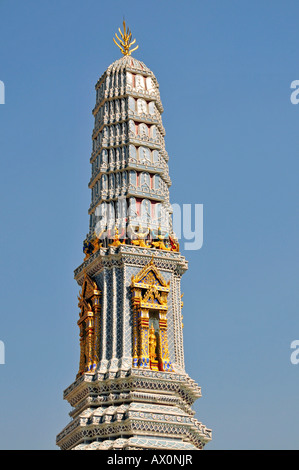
[{"x1": 113, "y1": 20, "x2": 139, "y2": 56}]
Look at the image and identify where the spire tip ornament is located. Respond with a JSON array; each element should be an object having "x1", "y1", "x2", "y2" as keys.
[{"x1": 113, "y1": 20, "x2": 139, "y2": 56}]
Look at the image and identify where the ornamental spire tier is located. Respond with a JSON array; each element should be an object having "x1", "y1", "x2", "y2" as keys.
[{"x1": 56, "y1": 23, "x2": 211, "y2": 451}]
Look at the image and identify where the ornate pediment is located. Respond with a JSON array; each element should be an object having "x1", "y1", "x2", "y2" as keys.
[
  {"x1": 141, "y1": 284, "x2": 168, "y2": 310},
  {"x1": 131, "y1": 258, "x2": 170, "y2": 292},
  {"x1": 78, "y1": 271, "x2": 100, "y2": 308}
]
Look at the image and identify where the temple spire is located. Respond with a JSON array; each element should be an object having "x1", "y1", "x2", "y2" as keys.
[
  {"x1": 56, "y1": 35, "x2": 212, "y2": 451},
  {"x1": 113, "y1": 20, "x2": 139, "y2": 56}
]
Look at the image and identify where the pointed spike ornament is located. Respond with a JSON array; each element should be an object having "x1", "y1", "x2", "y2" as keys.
[{"x1": 113, "y1": 20, "x2": 139, "y2": 56}]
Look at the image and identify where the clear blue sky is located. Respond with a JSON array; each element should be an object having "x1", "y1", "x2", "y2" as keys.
[{"x1": 0, "y1": 0, "x2": 298, "y2": 450}]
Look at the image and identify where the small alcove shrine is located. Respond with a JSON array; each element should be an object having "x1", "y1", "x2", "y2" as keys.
[{"x1": 131, "y1": 259, "x2": 173, "y2": 372}]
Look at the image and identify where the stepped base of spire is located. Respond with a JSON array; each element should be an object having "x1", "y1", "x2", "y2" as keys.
[
  {"x1": 56, "y1": 368, "x2": 212, "y2": 450},
  {"x1": 72, "y1": 436, "x2": 199, "y2": 450}
]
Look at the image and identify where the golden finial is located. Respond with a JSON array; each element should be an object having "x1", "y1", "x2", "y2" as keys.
[{"x1": 113, "y1": 20, "x2": 139, "y2": 56}]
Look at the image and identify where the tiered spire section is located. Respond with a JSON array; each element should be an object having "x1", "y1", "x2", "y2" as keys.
[{"x1": 85, "y1": 36, "x2": 176, "y2": 256}]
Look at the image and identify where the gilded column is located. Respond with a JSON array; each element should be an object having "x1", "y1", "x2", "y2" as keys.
[
  {"x1": 77, "y1": 323, "x2": 85, "y2": 377},
  {"x1": 158, "y1": 310, "x2": 173, "y2": 372},
  {"x1": 93, "y1": 289, "x2": 101, "y2": 367},
  {"x1": 86, "y1": 308, "x2": 94, "y2": 371},
  {"x1": 132, "y1": 295, "x2": 140, "y2": 368},
  {"x1": 138, "y1": 309, "x2": 150, "y2": 369},
  {"x1": 99, "y1": 271, "x2": 107, "y2": 369}
]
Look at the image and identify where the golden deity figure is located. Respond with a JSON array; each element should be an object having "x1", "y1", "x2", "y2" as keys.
[
  {"x1": 149, "y1": 325, "x2": 157, "y2": 362},
  {"x1": 92, "y1": 238, "x2": 102, "y2": 253},
  {"x1": 82, "y1": 228, "x2": 105, "y2": 260},
  {"x1": 109, "y1": 226, "x2": 125, "y2": 247},
  {"x1": 130, "y1": 225, "x2": 150, "y2": 248},
  {"x1": 151, "y1": 227, "x2": 171, "y2": 251},
  {"x1": 169, "y1": 234, "x2": 180, "y2": 252},
  {"x1": 92, "y1": 227, "x2": 106, "y2": 253}
]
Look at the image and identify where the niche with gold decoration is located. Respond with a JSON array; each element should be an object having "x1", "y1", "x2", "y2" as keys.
[
  {"x1": 77, "y1": 272, "x2": 101, "y2": 377},
  {"x1": 131, "y1": 259, "x2": 173, "y2": 372}
]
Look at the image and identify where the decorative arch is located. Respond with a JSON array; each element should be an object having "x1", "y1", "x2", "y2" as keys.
[{"x1": 131, "y1": 259, "x2": 173, "y2": 372}]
